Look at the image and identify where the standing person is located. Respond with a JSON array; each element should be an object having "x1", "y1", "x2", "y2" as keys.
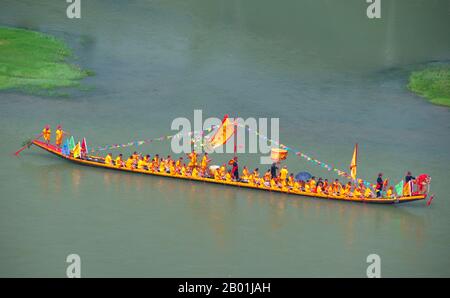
[
  {"x1": 280, "y1": 166, "x2": 289, "y2": 186},
  {"x1": 201, "y1": 153, "x2": 211, "y2": 173},
  {"x1": 55, "y1": 125, "x2": 66, "y2": 148},
  {"x1": 187, "y1": 151, "x2": 198, "y2": 169},
  {"x1": 405, "y1": 171, "x2": 415, "y2": 183},
  {"x1": 270, "y1": 162, "x2": 278, "y2": 179},
  {"x1": 375, "y1": 173, "x2": 383, "y2": 198},
  {"x1": 404, "y1": 171, "x2": 416, "y2": 196},
  {"x1": 42, "y1": 125, "x2": 51, "y2": 145},
  {"x1": 231, "y1": 156, "x2": 239, "y2": 181}
]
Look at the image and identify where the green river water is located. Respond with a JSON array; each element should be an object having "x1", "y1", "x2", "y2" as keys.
[{"x1": 0, "y1": 0, "x2": 449, "y2": 277}]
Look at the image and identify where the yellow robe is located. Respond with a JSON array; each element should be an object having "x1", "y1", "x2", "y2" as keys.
[
  {"x1": 242, "y1": 168, "x2": 249, "y2": 180},
  {"x1": 104, "y1": 154, "x2": 112, "y2": 165},
  {"x1": 42, "y1": 128, "x2": 51, "y2": 142},
  {"x1": 137, "y1": 159, "x2": 146, "y2": 170},
  {"x1": 159, "y1": 162, "x2": 165, "y2": 173},
  {"x1": 115, "y1": 157, "x2": 122, "y2": 167},
  {"x1": 225, "y1": 172, "x2": 232, "y2": 182},
  {"x1": 305, "y1": 184, "x2": 311, "y2": 193},
  {"x1": 55, "y1": 129, "x2": 63, "y2": 146},
  {"x1": 201, "y1": 156, "x2": 208, "y2": 170},
  {"x1": 125, "y1": 158, "x2": 134, "y2": 169},
  {"x1": 270, "y1": 179, "x2": 277, "y2": 189},
  {"x1": 386, "y1": 189, "x2": 393, "y2": 198},
  {"x1": 310, "y1": 180, "x2": 316, "y2": 190}
]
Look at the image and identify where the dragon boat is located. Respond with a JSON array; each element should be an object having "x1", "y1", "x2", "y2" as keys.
[{"x1": 27, "y1": 138, "x2": 429, "y2": 205}]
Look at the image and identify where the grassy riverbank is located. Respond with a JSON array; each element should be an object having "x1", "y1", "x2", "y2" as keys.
[
  {"x1": 0, "y1": 26, "x2": 92, "y2": 94},
  {"x1": 408, "y1": 64, "x2": 450, "y2": 107}
]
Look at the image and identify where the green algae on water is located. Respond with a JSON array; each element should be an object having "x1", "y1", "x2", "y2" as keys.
[
  {"x1": 408, "y1": 64, "x2": 450, "y2": 107},
  {"x1": 0, "y1": 26, "x2": 93, "y2": 94}
]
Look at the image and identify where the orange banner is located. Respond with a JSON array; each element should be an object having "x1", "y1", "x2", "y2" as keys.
[{"x1": 208, "y1": 115, "x2": 235, "y2": 149}]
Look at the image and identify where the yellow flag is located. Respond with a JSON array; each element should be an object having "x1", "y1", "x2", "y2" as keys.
[
  {"x1": 350, "y1": 143, "x2": 358, "y2": 180},
  {"x1": 208, "y1": 115, "x2": 235, "y2": 149},
  {"x1": 73, "y1": 142, "x2": 81, "y2": 158}
]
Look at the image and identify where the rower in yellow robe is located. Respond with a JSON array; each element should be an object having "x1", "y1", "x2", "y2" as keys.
[
  {"x1": 248, "y1": 173, "x2": 255, "y2": 186},
  {"x1": 169, "y1": 164, "x2": 176, "y2": 175},
  {"x1": 143, "y1": 155, "x2": 151, "y2": 169},
  {"x1": 137, "y1": 157, "x2": 147, "y2": 170},
  {"x1": 153, "y1": 154, "x2": 160, "y2": 168},
  {"x1": 115, "y1": 154, "x2": 123, "y2": 167},
  {"x1": 125, "y1": 155, "x2": 134, "y2": 169},
  {"x1": 386, "y1": 186, "x2": 393, "y2": 198},
  {"x1": 364, "y1": 187, "x2": 373, "y2": 198},
  {"x1": 187, "y1": 152, "x2": 198, "y2": 168},
  {"x1": 343, "y1": 182, "x2": 352, "y2": 197},
  {"x1": 176, "y1": 157, "x2": 183, "y2": 169},
  {"x1": 159, "y1": 160, "x2": 166, "y2": 173},
  {"x1": 309, "y1": 177, "x2": 317, "y2": 192},
  {"x1": 225, "y1": 172, "x2": 232, "y2": 182},
  {"x1": 242, "y1": 167, "x2": 250, "y2": 181},
  {"x1": 304, "y1": 183, "x2": 311, "y2": 192},
  {"x1": 288, "y1": 174, "x2": 295, "y2": 188},
  {"x1": 55, "y1": 125, "x2": 65, "y2": 147},
  {"x1": 353, "y1": 186, "x2": 362, "y2": 198},
  {"x1": 42, "y1": 125, "x2": 51, "y2": 144},
  {"x1": 201, "y1": 153, "x2": 210, "y2": 171},
  {"x1": 326, "y1": 184, "x2": 334, "y2": 195},
  {"x1": 333, "y1": 179, "x2": 342, "y2": 195},
  {"x1": 181, "y1": 165, "x2": 187, "y2": 176},
  {"x1": 214, "y1": 168, "x2": 221, "y2": 180},
  {"x1": 253, "y1": 168, "x2": 261, "y2": 185},
  {"x1": 219, "y1": 164, "x2": 226, "y2": 179},
  {"x1": 192, "y1": 167, "x2": 199, "y2": 178},
  {"x1": 104, "y1": 153, "x2": 113, "y2": 165},
  {"x1": 132, "y1": 151, "x2": 139, "y2": 161},
  {"x1": 294, "y1": 180, "x2": 301, "y2": 192},
  {"x1": 316, "y1": 183, "x2": 323, "y2": 194},
  {"x1": 323, "y1": 179, "x2": 329, "y2": 190}
]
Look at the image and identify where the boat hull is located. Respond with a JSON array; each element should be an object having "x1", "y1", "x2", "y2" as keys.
[{"x1": 31, "y1": 140, "x2": 427, "y2": 205}]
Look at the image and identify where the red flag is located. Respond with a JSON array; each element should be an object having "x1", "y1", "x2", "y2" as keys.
[{"x1": 81, "y1": 138, "x2": 88, "y2": 153}]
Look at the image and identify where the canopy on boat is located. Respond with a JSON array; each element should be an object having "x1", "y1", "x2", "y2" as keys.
[{"x1": 295, "y1": 171, "x2": 312, "y2": 181}]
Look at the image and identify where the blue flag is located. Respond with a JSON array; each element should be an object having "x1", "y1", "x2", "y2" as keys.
[{"x1": 61, "y1": 140, "x2": 70, "y2": 156}]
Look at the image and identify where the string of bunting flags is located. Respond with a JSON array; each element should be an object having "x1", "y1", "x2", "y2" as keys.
[
  {"x1": 235, "y1": 123, "x2": 374, "y2": 188},
  {"x1": 83, "y1": 121, "x2": 374, "y2": 188},
  {"x1": 87, "y1": 125, "x2": 219, "y2": 154}
]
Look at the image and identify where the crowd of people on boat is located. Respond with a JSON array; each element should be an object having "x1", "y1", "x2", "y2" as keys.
[
  {"x1": 97, "y1": 150, "x2": 413, "y2": 199},
  {"x1": 41, "y1": 125, "x2": 424, "y2": 199}
]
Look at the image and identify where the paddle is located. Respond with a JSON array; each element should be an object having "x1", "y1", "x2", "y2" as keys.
[
  {"x1": 14, "y1": 133, "x2": 42, "y2": 156},
  {"x1": 426, "y1": 194, "x2": 435, "y2": 206}
]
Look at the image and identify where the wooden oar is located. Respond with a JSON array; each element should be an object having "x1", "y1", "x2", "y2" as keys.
[{"x1": 14, "y1": 133, "x2": 42, "y2": 156}]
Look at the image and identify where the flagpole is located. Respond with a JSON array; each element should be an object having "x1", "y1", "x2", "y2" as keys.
[{"x1": 234, "y1": 121, "x2": 237, "y2": 158}]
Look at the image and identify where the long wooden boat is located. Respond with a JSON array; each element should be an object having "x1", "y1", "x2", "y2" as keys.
[{"x1": 31, "y1": 139, "x2": 427, "y2": 204}]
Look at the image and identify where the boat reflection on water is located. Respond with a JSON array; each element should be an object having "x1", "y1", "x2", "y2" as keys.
[{"x1": 31, "y1": 161, "x2": 428, "y2": 250}]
